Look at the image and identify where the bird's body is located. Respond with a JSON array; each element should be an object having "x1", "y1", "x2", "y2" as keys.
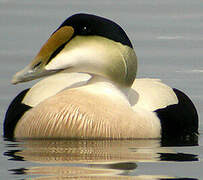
[
  {"x1": 13, "y1": 73, "x2": 161, "y2": 139},
  {"x1": 4, "y1": 13, "x2": 198, "y2": 139}
]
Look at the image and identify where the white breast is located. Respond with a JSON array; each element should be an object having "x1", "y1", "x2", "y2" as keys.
[{"x1": 15, "y1": 79, "x2": 161, "y2": 139}]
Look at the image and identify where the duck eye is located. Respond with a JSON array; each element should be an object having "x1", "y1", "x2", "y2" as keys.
[
  {"x1": 83, "y1": 26, "x2": 87, "y2": 31},
  {"x1": 80, "y1": 26, "x2": 91, "y2": 35}
]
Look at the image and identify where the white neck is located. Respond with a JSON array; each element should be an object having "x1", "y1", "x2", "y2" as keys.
[
  {"x1": 81, "y1": 74, "x2": 133, "y2": 107},
  {"x1": 45, "y1": 36, "x2": 137, "y2": 87}
]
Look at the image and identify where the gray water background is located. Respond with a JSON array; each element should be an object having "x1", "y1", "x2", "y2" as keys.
[{"x1": 0, "y1": 0, "x2": 203, "y2": 179}]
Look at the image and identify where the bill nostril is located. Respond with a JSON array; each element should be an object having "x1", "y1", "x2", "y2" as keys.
[{"x1": 33, "y1": 61, "x2": 42, "y2": 69}]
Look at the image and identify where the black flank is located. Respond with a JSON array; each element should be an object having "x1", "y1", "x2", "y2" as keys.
[
  {"x1": 3, "y1": 89, "x2": 31, "y2": 139},
  {"x1": 155, "y1": 88, "x2": 198, "y2": 139}
]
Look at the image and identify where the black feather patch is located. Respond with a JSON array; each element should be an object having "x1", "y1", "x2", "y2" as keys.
[
  {"x1": 155, "y1": 88, "x2": 198, "y2": 139},
  {"x1": 3, "y1": 89, "x2": 31, "y2": 139},
  {"x1": 59, "y1": 13, "x2": 133, "y2": 48}
]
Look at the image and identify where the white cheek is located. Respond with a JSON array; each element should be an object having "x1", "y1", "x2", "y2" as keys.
[
  {"x1": 45, "y1": 45, "x2": 106, "y2": 71},
  {"x1": 45, "y1": 50, "x2": 76, "y2": 70}
]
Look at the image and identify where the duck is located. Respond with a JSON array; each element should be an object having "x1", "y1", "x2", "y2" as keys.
[{"x1": 4, "y1": 13, "x2": 198, "y2": 139}]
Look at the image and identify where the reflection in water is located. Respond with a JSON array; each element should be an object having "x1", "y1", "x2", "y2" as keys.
[
  {"x1": 161, "y1": 135, "x2": 199, "y2": 147},
  {"x1": 6, "y1": 140, "x2": 163, "y2": 163},
  {"x1": 159, "y1": 153, "x2": 198, "y2": 162},
  {"x1": 4, "y1": 139, "x2": 199, "y2": 179}
]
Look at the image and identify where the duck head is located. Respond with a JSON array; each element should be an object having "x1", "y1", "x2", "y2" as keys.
[{"x1": 12, "y1": 13, "x2": 137, "y2": 87}]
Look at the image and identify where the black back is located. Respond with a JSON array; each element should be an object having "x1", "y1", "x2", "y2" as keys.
[
  {"x1": 3, "y1": 89, "x2": 31, "y2": 139},
  {"x1": 156, "y1": 88, "x2": 198, "y2": 140}
]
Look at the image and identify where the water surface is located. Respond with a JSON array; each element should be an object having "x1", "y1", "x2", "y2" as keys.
[{"x1": 2, "y1": 137, "x2": 201, "y2": 179}]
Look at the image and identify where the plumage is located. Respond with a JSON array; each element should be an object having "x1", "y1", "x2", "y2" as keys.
[
  {"x1": 4, "y1": 13, "x2": 198, "y2": 139},
  {"x1": 14, "y1": 78, "x2": 161, "y2": 139}
]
